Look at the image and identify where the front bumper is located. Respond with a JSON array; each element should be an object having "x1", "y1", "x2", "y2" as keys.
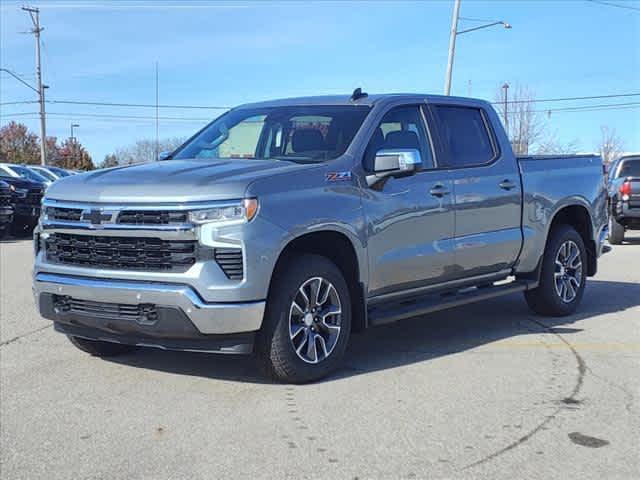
[
  {"x1": 34, "y1": 273, "x2": 265, "y2": 352},
  {"x1": 13, "y1": 204, "x2": 40, "y2": 219}
]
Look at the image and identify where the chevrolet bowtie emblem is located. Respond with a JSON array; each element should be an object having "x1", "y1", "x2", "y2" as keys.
[{"x1": 82, "y1": 209, "x2": 112, "y2": 225}]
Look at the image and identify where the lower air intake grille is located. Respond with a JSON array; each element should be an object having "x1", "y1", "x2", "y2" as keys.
[
  {"x1": 53, "y1": 295, "x2": 158, "y2": 323},
  {"x1": 214, "y1": 248, "x2": 244, "y2": 280}
]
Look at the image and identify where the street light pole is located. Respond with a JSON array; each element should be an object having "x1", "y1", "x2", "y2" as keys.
[
  {"x1": 444, "y1": 0, "x2": 461, "y2": 96},
  {"x1": 70, "y1": 123, "x2": 79, "y2": 142},
  {"x1": 443, "y1": 0, "x2": 511, "y2": 96},
  {"x1": 22, "y1": 6, "x2": 47, "y2": 166}
]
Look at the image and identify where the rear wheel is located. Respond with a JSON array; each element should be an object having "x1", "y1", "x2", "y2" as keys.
[
  {"x1": 256, "y1": 254, "x2": 351, "y2": 383},
  {"x1": 525, "y1": 225, "x2": 587, "y2": 317},
  {"x1": 68, "y1": 336, "x2": 137, "y2": 357},
  {"x1": 609, "y1": 214, "x2": 625, "y2": 245}
]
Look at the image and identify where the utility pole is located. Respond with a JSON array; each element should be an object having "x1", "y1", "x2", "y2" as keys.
[
  {"x1": 502, "y1": 82, "x2": 509, "y2": 137},
  {"x1": 22, "y1": 6, "x2": 47, "y2": 166},
  {"x1": 444, "y1": 0, "x2": 461, "y2": 96}
]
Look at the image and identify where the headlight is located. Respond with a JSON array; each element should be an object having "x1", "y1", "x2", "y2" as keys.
[
  {"x1": 9, "y1": 185, "x2": 27, "y2": 198},
  {"x1": 189, "y1": 198, "x2": 258, "y2": 226}
]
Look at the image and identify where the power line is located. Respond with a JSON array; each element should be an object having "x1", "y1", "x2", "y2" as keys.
[
  {"x1": 492, "y1": 92, "x2": 640, "y2": 105},
  {"x1": 46, "y1": 99, "x2": 231, "y2": 110},
  {"x1": 1, "y1": 92, "x2": 640, "y2": 109},
  {"x1": 0, "y1": 111, "x2": 210, "y2": 121},
  {"x1": 586, "y1": 0, "x2": 640, "y2": 12}
]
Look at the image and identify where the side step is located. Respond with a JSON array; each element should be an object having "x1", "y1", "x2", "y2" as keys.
[{"x1": 367, "y1": 280, "x2": 536, "y2": 326}]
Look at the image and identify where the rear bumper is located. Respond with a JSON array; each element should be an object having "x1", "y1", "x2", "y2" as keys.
[{"x1": 34, "y1": 273, "x2": 265, "y2": 344}]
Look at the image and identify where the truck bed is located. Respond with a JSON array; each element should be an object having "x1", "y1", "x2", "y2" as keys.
[{"x1": 514, "y1": 153, "x2": 607, "y2": 275}]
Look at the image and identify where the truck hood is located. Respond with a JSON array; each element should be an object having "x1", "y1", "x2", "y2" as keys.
[
  {"x1": 45, "y1": 159, "x2": 311, "y2": 204},
  {"x1": 1, "y1": 177, "x2": 47, "y2": 190}
]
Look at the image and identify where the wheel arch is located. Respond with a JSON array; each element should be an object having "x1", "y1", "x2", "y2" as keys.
[
  {"x1": 269, "y1": 228, "x2": 368, "y2": 332},
  {"x1": 546, "y1": 202, "x2": 597, "y2": 276}
]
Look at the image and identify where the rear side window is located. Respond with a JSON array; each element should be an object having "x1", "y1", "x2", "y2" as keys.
[
  {"x1": 431, "y1": 105, "x2": 496, "y2": 168},
  {"x1": 617, "y1": 159, "x2": 640, "y2": 178}
]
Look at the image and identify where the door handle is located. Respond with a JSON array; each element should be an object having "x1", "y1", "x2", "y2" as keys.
[
  {"x1": 429, "y1": 185, "x2": 450, "y2": 197},
  {"x1": 499, "y1": 179, "x2": 517, "y2": 191}
]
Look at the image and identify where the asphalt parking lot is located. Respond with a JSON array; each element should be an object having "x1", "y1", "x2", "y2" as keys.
[{"x1": 1, "y1": 234, "x2": 639, "y2": 480}]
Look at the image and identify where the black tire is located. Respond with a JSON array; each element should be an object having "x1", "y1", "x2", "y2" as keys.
[
  {"x1": 68, "y1": 335, "x2": 138, "y2": 357},
  {"x1": 525, "y1": 225, "x2": 587, "y2": 317},
  {"x1": 609, "y1": 214, "x2": 625, "y2": 245},
  {"x1": 256, "y1": 254, "x2": 352, "y2": 383},
  {"x1": 0, "y1": 225, "x2": 8, "y2": 239}
]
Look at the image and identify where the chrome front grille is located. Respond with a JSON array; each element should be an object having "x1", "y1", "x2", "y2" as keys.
[
  {"x1": 47, "y1": 207, "x2": 82, "y2": 221},
  {"x1": 117, "y1": 210, "x2": 188, "y2": 225},
  {"x1": 45, "y1": 233, "x2": 197, "y2": 272}
]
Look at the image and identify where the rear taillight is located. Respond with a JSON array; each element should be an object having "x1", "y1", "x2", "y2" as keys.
[{"x1": 620, "y1": 181, "x2": 632, "y2": 200}]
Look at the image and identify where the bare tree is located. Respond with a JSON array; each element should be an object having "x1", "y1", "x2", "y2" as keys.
[
  {"x1": 109, "y1": 137, "x2": 186, "y2": 165},
  {"x1": 536, "y1": 131, "x2": 581, "y2": 155},
  {"x1": 494, "y1": 85, "x2": 545, "y2": 155},
  {"x1": 597, "y1": 126, "x2": 624, "y2": 165}
]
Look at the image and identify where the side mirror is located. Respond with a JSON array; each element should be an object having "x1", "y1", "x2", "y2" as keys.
[
  {"x1": 158, "y1": 151, "x2": 172, "y2": 161},
  {"x1": 366, "y1": 149, "x2": 422, "y2": 186}
]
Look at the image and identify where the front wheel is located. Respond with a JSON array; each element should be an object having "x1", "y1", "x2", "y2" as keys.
[
  {"x1": 256, "y1": 254, "x2": 351, "y2": 383},
  {"x1": 525, "y1": 225, "x2": 587, "y2": 317}
]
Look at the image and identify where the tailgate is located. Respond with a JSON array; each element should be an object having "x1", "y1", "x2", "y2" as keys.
[{"x1": 625, "y1": 178, "x2": 640, "y2": 208}]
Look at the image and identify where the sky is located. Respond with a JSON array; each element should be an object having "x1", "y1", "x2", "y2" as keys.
[{"x1": 1, "y1": 0, "x2": 639, "y2": 164}]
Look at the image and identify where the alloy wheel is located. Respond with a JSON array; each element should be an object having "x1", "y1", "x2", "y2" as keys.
[
  {"x1": 553, "y1": 240, "x2": 583, "y2": 303},
  {"x1": 288, "y1": 276, "x2": 342, "y2": 364}
]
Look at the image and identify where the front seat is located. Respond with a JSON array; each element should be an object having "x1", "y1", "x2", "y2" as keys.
[{"x1": 291, "y1": 129, "x2": 326, "y2": 153}]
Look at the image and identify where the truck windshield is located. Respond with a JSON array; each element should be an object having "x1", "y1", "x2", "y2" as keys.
[{"x1": 172, "y1": 105, "x2": 371, "y2": 163}]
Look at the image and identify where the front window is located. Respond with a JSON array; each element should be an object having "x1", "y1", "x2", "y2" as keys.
[{"x1": 172, "y1": 105, "x2": 370, "y2": 163}]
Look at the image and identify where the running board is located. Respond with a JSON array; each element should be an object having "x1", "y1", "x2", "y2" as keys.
[{"x1": 367, "y1": 280, "x2": 536, "y2": 326}]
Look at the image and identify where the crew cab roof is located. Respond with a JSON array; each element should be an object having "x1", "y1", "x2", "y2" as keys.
[{"x1": 235, "y1": 93, "x2": 492, "y2": 110}]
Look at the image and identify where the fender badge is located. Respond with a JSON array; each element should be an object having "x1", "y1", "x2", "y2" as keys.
[{"x1": 326, "y1": 171, "x2": 352, "y2": 182}]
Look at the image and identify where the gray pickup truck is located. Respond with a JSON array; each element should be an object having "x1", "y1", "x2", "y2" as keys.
[
  {"x1": 607, "y1": 155, "x2": 640, "y2": 244},
  {"x1": 33, "y1": 92, "x2": 609, "y2": 382}
]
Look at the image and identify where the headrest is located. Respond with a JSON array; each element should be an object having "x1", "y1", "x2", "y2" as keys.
[
  {"x1": 384, "y1": 130, "x2": 420, "y2": 150},
  {"x1": 292, "y1": 129, "x2": 325, "y2": 152}
]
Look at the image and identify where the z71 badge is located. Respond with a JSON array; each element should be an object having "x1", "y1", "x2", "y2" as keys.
[{"x1": 326, "y1": 171, "x2": 352, "y2": 182}]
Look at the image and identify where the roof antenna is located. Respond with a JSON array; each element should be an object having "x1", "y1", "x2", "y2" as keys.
[{"x1": 351, "y1": 87, "x2": 368, "y2": 101}]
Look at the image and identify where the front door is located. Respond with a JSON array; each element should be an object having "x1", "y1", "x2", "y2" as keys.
[{"x1": 363, "y1": 105, "x2": 456, "y2": 297}]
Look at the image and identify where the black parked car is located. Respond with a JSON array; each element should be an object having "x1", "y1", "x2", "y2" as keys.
[
  {"x1": 0, "y1": 180, "x2": 14, "y2": 238},
  {"x1": 0, "y1": 175, "x2": 45, "y2": 235}
]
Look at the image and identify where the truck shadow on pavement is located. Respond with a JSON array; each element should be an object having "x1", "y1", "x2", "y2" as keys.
[{"x1": 103, "y1": 279, "x2": 640, "y2": 384}]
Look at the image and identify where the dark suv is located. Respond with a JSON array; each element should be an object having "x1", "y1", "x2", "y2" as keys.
[
  {"x1": 0, "y1": 180, "x2": 14, "y2": 238},
  {"x1": 0, "y1": 173, "x2": 45, "y2": 235},
  {"x1": 608, "y1": 155, "x2": 640, "y2": 244}
]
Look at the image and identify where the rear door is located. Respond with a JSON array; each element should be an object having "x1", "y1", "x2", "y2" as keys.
[{"x1": 428, "y1": 103, "x2": 522, "y2": 278}]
